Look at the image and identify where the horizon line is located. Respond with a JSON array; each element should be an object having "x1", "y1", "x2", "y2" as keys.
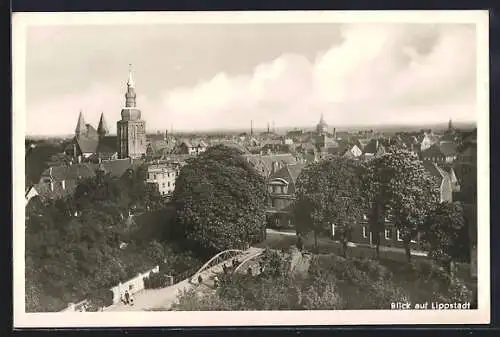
[{"x1": 25, "y1": 120, "x2": 477, "y2": 138}]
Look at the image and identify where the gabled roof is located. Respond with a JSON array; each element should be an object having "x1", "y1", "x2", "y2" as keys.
[
  {"x1": 100, "y1": 159, "x2": 136, "y2": 178},
  {"x1": 76, "y1": 136, "x2": 99, "y2": 154},
  {"x1": 422, "y1": 161, "x2": 449, "y2": 180},
  {"x1": 40, "y1": 163, "x2": 96, "y2": 182},
  {"x1": 34, "y1": 179, "x2": 78, "y2": 200},
  {"x1": 270, "y1": 163, "x2": 307, "y2": 186},
  {"x1": 421, "y1": 143, "x2": 445, "y2": 157},
  {"x1": 422, "y1": 133, "x2": 440, "y2": 144},
  {"x1": 286, "y1": 163, "x2": 307, "y2": 184},
  {"x1": 96, "y1": 136, "x2": 117, "y2": 154},
  {"x1": 244, "y1": 153, "x2": 298, "y2": 175},
  {"x1": 439, "y1": 141, "x2": 458, "y2": 157}
]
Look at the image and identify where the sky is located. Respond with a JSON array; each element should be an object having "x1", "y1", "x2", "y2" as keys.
[{"x1": 24, "y1": 22, "x2": 478, "y2": 135}]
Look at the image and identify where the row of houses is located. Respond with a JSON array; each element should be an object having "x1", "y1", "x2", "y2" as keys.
[
  {"x1": 264, "y1": 129, "x2": 477, "y2": 252},
  {"x1": 25, "y1": 157, "x2": 144, "y2": 205}
]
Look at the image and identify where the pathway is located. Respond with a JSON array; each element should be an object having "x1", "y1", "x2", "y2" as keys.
[{"x1": 103, "y1": 247, "x2": 263, "y2": 312}]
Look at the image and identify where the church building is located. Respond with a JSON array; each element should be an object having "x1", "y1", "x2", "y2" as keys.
[
  {"x1": 117, "y1": 65, "x2": 147, "y2": 159},
  {"x1": 67, "y1": 65, "x2": 147, "y2": 162}
]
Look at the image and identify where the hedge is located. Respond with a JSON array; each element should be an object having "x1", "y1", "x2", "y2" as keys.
[{"x1": 144, "y1": 272, "x2": 172, "y2": 289}]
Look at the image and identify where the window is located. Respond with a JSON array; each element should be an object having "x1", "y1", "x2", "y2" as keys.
[
  {"x1": 283, "y1": 186, "x2": 288, "y2": 194},
  {"x1": 362, "y1": 226, "x2": 368, "y2": 238},
  {"x1": 162, "y1": 183, "x2": 165, "y2": 188},
  {"x1": 397, "y1": 230, "x2": 403, "y2": 241},
  {"x1": 167, "y1": 182, "x2": 171, "y2": 187},
  {"x1": 363, "y1": 214, "x2": 368, "y2": 221},
  {"x1": 268, "y1": 186, "x2": 273, "y2": 193},
  {"x1": 385, "y1": 229, "x2": 391, "y2": 240}
]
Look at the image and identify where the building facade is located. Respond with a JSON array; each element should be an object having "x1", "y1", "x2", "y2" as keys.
[
  {"x1": 146, "y1": 162, "x2": 181, "y2": 196},
  {"x1": 266, "y1": 163, "x2": 306, "y2": 229},
  {"x1": 117, "y1": 66, "x2": 147, "y2": 159}
]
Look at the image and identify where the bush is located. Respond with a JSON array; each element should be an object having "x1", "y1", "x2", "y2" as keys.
[
  {"x1": 87, "y1": 288, "x2": 114, "y2": 310},
  {"x1": 145, "y1": 272, "x2": 172, "y2": 289}
]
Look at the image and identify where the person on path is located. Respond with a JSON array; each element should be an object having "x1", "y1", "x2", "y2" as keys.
[{"x1": 124, "y1": 290, "x2": 130, "y2": 305}]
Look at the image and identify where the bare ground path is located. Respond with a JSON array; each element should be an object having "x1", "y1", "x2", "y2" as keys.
[{"x1": 104, "y1": 247, "x2": 263, "y2": 312}]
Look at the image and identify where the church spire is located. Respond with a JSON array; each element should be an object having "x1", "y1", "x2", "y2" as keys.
[
  {"x1": 448, "y1": 118, "x2": 453, "y2": 131},
  {"x1": 75, "y1": 110, "x2": 86, "y2": 137},
  {"x1": 127, "y1": 63, "x2": 135, "y2": 88},
  {"x1": 125, "y1": 64, "x2": 137, "y2": 108},
  {"x1": 97, "y1": 112, "x2": 109, "y2": 137}
]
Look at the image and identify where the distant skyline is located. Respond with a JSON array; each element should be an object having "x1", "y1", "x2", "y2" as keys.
[{"x1": 24, "y1": 21, "x2": 478, "y2": 136}]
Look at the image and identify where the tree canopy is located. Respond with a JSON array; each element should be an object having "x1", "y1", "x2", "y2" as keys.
[
  {"x1": 25, "y1": 167, "x2": 201, "y2": 312},
  {"x1": 294, "y1": 157, "x2": 365, "y2": 253},
  {"x1": 172, "y1": 145, "x2": 270, "y2": 254},
  {"x1": 173, "y1": 249, "x2": 473, "y2": 311},
  {"x1": 423, "y1": 201, "x2": 470, "y2": 272},
  {"x1": 361, "y1": 150, "x2": 440, "y2": 260}
]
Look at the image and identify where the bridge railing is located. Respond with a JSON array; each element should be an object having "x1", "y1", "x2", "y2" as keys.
[
  {"x1": 233, "y1": 250, "x2": 265, "y2": 274},
  {"x1": 190, "y1": 249, "x2": 244, "y2": 284}
]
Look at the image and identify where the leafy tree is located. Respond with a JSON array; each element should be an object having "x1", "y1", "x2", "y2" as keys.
[
  {"x1": 173, "y1": 145, "x2": 270, "y2": 255},
  {"x1": 294, "y1": 157, "x2": 364, "y2": 254},
  {"x1": 73, "y1": 169, "x2": 130, "y2": 216},
  {"x1": 423, "y1": 202, "x2": 469, "y2": 277},
  {"x1": 362, "y1": 150, "x2": 440, "y2": 261}
]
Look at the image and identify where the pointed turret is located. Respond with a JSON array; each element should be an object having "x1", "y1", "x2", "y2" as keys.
[
  {"x1": 75, "y1": 110, "x2": 86, "y2": 137},
  {"x1": 97, "y1": 112, "x2": 109, "y2": 138},
  {"x1": 448, "y1": 118, "x2": 453, "y2": 131}
]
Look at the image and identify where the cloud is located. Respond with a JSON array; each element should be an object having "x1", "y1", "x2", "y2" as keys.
[
  {"x1": 25, "y1": 23, "x2": 477, "y2": 135},
  {"x1": 160, "y1": 23, "x2": 476, "y2": 130}
]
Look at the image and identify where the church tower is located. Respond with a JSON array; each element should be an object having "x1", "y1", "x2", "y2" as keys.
[
  {"x1": 316, "y1": 113, "x2": 328, "y2": 135},
  {"x1": 117, "y1": 64, "x2": 147, "y2": 159}
]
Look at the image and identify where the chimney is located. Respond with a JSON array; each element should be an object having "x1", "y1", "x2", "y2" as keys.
[
  {"x1": 333, "y1": 128, "x2": 336, "y2": 139},
  {"x1": 49, "y1": 167, "x2": 53, "y2": 177},
  {"x1": 50, "y1": 181, "x2": 54, "y2": 192},
  {"x1": 61, "y1": 180, "x2": 66, "y2": 190}
]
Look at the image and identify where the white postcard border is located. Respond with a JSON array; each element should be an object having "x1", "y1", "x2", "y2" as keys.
[{"x1": 12, "y1": 10, "x2": 490, "y2": 327}]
